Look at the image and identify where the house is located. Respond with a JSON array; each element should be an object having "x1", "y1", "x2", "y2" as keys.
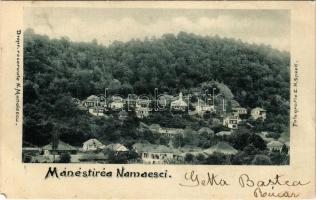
[
  {"x1": 42, "y1": 141, "x2": 78, "y2": 155},
  {"x1": 82, "y1": 139, "x2": 105, "y2": 151},
  {"x1": 203, "y1": 142, "x2": 238, "y2": 155},
  {"x1": 132, "y1": 143, "x2": 182, "y2": 164},
  {"x1": 110, "y1": 96, "x2": 125, "y2": 110},
  {"x1": 215, "y1": 131, "x2": 233, "y2": 137},
  {"x1": 105, "y1": 143, "x2": 129, "y2": 152},
  {"x1": 149, "y1": 124, "x2": 184, "y2": 138},
  {"x1": 88, "y1": 107, "x2": 105, "y2": 116},
  {"x1": 251, "y1": 107, "x2": 267, "y2": 120},
  {"x1": 267, "y1": 140, "x2": 284, "y2": 152},
  {"x1": 83, "y1": 95, "x2": 107, "y2": 109},
  {"x1": 135, "y1": 101, "x2": 151, "y2": 119},
  {"x1": 195, "y1": 99, "x2": 216, "y2": 115},
  {"x1": 232, "y1": 107, "x2": 247, "y2": 115},
  {"x1": 84, "y1": 95, "x2": 99, "y2": 108},
  {"x1": 170, "y1": 92, "x2": 188, "y2": 111},
  {"x1": 223, "y1": 115, "x2": 242, "y2": 129}
]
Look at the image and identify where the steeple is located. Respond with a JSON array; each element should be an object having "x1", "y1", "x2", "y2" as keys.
[{"x1": 179, "y1": 92, "x2": 183, "y2": 100}]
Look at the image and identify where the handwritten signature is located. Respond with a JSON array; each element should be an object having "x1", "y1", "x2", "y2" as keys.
[
  {"x1": 179, "y1": 170, "x2": 229, "y2": 187},
  {"x1": 179, "y1": 171, "x2": 310, "y2": 198}
]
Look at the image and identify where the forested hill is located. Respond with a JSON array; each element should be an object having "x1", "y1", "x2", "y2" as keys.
[{"x1": 23, "y1": 29, "x2": 290, "y2": 146}]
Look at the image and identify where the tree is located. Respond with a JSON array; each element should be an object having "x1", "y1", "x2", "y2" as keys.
[
  {"x1": 281, "y1": 144, "x2": 288, "y2": 154},
  {"x1": 23, "y1": 30, "x2": 290, "y2": 156},
  {"x1": 185, "y1": 153, "x2": 194, "y2": 163},
  {"x1": 107, "y1": 150, "x2": 140, "y2": 164},
  {"x1": 196, "y1": 153, "x2": 206, "y2": 163},
  {"x1": 205, "y1": 153, "x2": 229, "y2": 165},
  {"x1": 251, "y1": 154, "x2": 271, "y2": 165},
  {"x1": 172, "y1": 134, "x2": 184, "y2": 148},
  {"x1": 59, "y1": 153, "x2": 71, "y2": 163}
]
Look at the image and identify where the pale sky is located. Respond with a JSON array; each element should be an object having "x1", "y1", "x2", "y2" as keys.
[{"x1": 24, "y1": 8, "x2": 290, "y2": 51}]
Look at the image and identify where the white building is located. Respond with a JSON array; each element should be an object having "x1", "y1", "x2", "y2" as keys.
[
  {"x1": 267, "y1": 140, "x2": 284, "y2": 152},
  {"x1": 170, "y1": 92, "x2": 188, "y2": 111},
  {"x1": 149, "y1": 124, "x2": 184, "y2": 138},
  {"x1": 223, "y1": 115, "x2": 242, "y2": 129},
  {"x1": 88, "y1": 107, "x2": 105, "y2": 116},
  {"x1": 132, "y1": 143, "x2": 182, "y2": 164},
  {"x1": 82, "y1": 139, "x2": 105, "y2": 151},
  {"x1": 110, "y1": 100, "x2": 124, "y2": 110},
  {"x1": 195, "y1": 99, "x2": 216, "y2": 115},
  {"x1": 232, "y1": 107, "x2": 247, "y2": 115},
  {"x1": 135, "y1": 101, "x2": 151, "y2": 119},
  {"x1": 84, "y1": 95, "x2": 99, "y2": 108},
  {"x1": 105, "y1": 143, "x2": 129, "y2": 152},
  {"x1": 251, "y1": 107, "x2": 267, "y2": 120}
]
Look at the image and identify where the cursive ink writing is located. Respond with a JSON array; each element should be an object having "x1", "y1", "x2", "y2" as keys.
[
  {"x1": 238, "y1": 174, "x2": 310, "y2": 188},
  {"x1": 179, "y1": 170, "x2": 229, "y2": 187}
]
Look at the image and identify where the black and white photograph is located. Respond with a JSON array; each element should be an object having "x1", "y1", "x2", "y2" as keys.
[{"x1": 22, "y1": 8, "x2": 290, "y2": 165}]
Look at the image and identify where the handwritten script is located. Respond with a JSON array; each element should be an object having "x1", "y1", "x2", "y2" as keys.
[{"x1": 179, "y1": 170, "x2": 310, "y2": 198}]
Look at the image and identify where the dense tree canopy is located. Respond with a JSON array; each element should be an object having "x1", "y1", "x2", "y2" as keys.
[{"x1": 23, "y1": 29, "x2": 290, "y2": 148}]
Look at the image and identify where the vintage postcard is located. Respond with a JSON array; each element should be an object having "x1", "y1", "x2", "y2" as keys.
[{"x1": 0, "y1": 1, "x2": 315, "y2": 199}]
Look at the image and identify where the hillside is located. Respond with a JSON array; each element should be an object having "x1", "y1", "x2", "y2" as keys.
[{"x1": 23, "y1": 29, "x2": 290, "y2": 147}]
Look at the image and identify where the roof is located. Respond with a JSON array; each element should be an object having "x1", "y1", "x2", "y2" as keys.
[
  {"x1": 83, "y1": 139, "x2": 103, "y2": 146},
  {"x1": 132, "y1": 143, "x2": 180, "y2": 154},
  {"x1": 105, "y1": 143, "x2": 128, "y2": 152},
  {"x1": 252, "y1": 107, "x2": 266, "y2": 112},
  {"x1": 233, "y1": 107, "x2": 247, "y2": 111},
  {"x1": 198, "y1": 127, "x2": 214, "y2": 134},
  {"x1": 132, "y1": 143, "x2": 156, "y2": 152},
  {"x1": 179, "y1": 145, "x2": 203, "y2": 153},
  {"x1": 139, "y1": 122, "x2": 150, "y2": 129},
  {"x1": 203, "y1": 142, "x2": 238, "y2": 155},
  {"x1": 149, "y1": 123, "x2": 161, "y2": 130},
  {"x1": 22, "y1": 147, "x2": 41, "y2": 151},
  {"x1": 171, "y1": 99, "x2": 188, "y2": 107},
  {"x1": 267, "y1": 140, "x2": 283, "y2": 148},
  {"x1": 225, "y1": 115, "x2": 240, "y2": 120},
  {"x1": 42, "y1": 141, "x2": 77, "y2": 151},
  {"x1": 111, "y1": 101, "x2": 124, "y2": 105},
  {"x1": 216, "y1": 131, "x2": 232, "y2": 136},
  {"x1": 86, "y1": 95, "x2": 99, "y2": 101}
]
